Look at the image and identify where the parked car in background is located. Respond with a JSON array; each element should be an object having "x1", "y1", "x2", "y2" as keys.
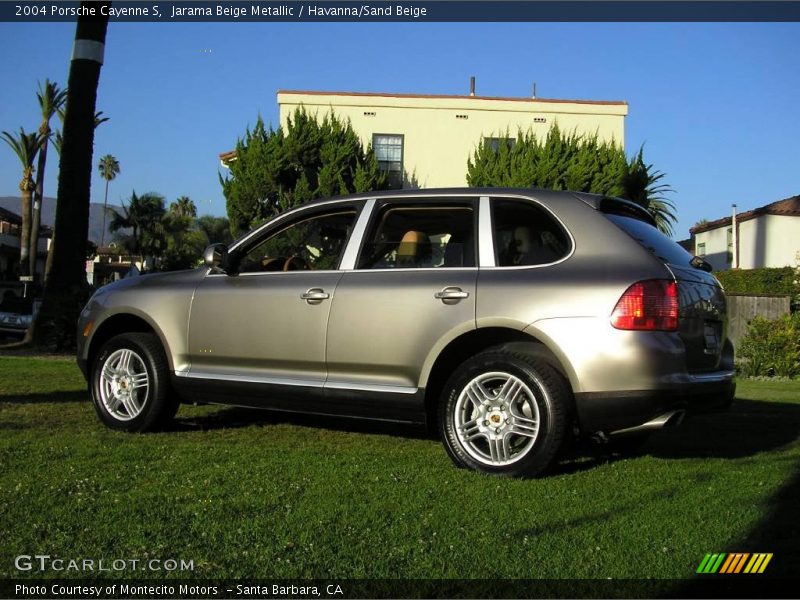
[
  {"x1": 77, "y1": 188, "x2": 735, "y2": 477},
  {"x1": 0, "y1": 293, "x2": 33, "y2": 338}
]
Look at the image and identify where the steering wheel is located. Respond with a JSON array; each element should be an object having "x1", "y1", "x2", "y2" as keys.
[{"x1": 283, "y1": 255, "x2": 310, "y2": 271}]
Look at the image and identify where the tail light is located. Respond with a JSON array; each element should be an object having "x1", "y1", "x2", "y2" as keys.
[{"x1": 611, "y1": 280, "x2": 678, "y2": 331}]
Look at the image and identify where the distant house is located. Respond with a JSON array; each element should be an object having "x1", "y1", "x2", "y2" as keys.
[
  {"x1": 690, "y1": 195, "x2": 800, "y2": 271},
  {"x1": 0, "y1": 205, "x2": 51, "y2": 281},
  {"x1": 220, "y1": 82, "x2": 629, "y2": 190}
]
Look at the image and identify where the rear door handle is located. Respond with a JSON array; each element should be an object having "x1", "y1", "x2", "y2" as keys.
[
  {"x1": 301, "y1": 288, "x2": 330, "y2": 302},
  {"x1": 435, "y1": 287, "x2": 470, "y2": 301}
]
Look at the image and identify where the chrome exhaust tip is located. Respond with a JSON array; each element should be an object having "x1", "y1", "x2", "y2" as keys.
[{"x1": 608, "y1": 410, "x2": 686, "y2": 437}]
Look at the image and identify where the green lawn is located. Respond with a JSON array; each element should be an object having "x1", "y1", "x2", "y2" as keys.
[{"x1": 0, "y1": 356, "x2": 798, "y2": 585}]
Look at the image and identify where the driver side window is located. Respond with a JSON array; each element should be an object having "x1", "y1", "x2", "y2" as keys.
[{"x1": 237, "y1": 210, "x2": 357, "y2": 273}]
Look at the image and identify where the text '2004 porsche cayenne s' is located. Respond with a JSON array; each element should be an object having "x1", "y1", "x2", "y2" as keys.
[{"x1": 77, "y1": 188, "x2": 734, "y2": 477}]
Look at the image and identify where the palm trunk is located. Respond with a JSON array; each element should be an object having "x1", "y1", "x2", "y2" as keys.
[
  {"x1": 30, "y1": 139, "x2": 49, "y2": 280},
  {"x1": 32, "y1": 3, "x2": 110, "y2": 348},
  {"x1": 101, "y1": 178, "x2": 109, "y2": 247},
  {"x1": 19, "y1": 187, "x2": 32, "y2": 279}
]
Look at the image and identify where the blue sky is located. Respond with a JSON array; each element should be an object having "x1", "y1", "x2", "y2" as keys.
[{"x1": 1, "y1": 21, "x2": 798, "y2": 239}]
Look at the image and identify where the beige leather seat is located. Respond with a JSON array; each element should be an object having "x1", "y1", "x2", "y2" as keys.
[
  {"x1": 397, "y1": 230, "x2": 431, "y2": 267},
  {"x1": 513, "y1": 227, "x2": 538, "y2": 265}
]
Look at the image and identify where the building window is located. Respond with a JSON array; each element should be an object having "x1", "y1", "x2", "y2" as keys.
[
  {"x1": 697, "y1": 242, "x2": 706, "y2": 257},
  {"x1": 373, "y1": 134, "x2": 403, "y2": 189},
  {"x1": 484, "y1": 137, "x2": 516, "y2": 152},
  {"x1": 726, "y1": 227, "x2": 733, "y2": 264}
]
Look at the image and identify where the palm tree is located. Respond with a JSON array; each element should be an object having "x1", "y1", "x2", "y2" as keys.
[
  {"x1": 34, "y1": 2, "x2": 110, "y2": 348},
  {"x1": 1, "y1": 128, "x2": 43, "y2": 279},
  {"x1": 109, "y1": 191, "x2": 167, "y2": 266},
  {"x1": 622, "y1": 147, "x2": 677, "y2": 237},
  {"x1": 98, "y1": 154, "x2": 120, "y2": 246},
  {"x1": 197, "y1": 215, "x2": 233, "y2": 245},
  {"x1": 30, "y1": 79, "x2": 68, "y2": 280},
  {"x1": 169, "y1": 196, "x2": 197, "y2": 218}
]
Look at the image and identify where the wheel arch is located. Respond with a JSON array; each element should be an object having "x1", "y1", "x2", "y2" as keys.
[
  {"x1": 87, "y1": 311, "x2": 173, "y2": 377},
  {"x1": 422, "y1": 327, "x2": 576, "y2": 429}
]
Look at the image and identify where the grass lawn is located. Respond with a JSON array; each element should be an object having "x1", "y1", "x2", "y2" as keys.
[{"x1": 0, "y1": 356, "x2": 798, "y2": 587}]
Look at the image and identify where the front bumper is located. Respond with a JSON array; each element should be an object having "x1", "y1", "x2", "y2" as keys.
[{"x1": 574, "y1": 372, "x2": 736, "y2": 434}]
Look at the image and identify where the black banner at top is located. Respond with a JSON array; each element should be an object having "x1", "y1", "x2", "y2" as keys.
[{"x1": 3, "y1": 1, "x2": 800, "y2": 22}]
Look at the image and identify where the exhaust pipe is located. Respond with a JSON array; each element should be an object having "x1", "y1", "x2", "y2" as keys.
[{"x1": 607, "y1": 410, "x2": 686, "y2": 438}]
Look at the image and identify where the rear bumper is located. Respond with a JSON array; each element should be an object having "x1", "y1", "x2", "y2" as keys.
[{"x1": 574, "y1": 372, "x2": 735, "y2": 434}]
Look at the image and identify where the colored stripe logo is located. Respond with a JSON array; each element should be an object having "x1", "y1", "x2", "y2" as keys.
[{"x1": 697, "y1": 553, "x2": 773, "y2": 574}]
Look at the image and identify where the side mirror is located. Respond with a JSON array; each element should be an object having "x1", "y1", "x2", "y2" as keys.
[
  {"x1": 690, "y1": 255, "x2": 713, "y2": 273},
  {"x1": 203, "y1": 243, "x2": 229, "y2": 273}
]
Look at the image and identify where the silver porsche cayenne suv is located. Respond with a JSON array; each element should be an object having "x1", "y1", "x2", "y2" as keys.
[{"x1": 77, "y1": 188, "x2": 735, "y2": 477}]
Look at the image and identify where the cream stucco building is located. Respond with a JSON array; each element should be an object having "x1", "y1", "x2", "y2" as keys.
[
  {"x1": 274, "y1": 88, "x2": 628, "y2": 189},
  {"x1": 691, "y1": 195, "x2": 800, "y2": 271}
]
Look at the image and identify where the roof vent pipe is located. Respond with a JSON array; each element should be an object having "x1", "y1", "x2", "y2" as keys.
[
  {"x1": 532, "y1": 82, "x2": 537, "y2": 99},
  {"x1": 470, "y1": 76, "x2": 476, "y2": 97}
]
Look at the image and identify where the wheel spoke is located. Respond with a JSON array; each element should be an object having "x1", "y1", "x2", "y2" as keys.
[
  {"x1": 508, "y1": 405, "x2": 538, "y2": 437},
  {"x1": 106, "y1": 392, "x2": 123, "y2": 412},
  {"x1": 497, "y1": 377, "x2": 523, "y2": 405},
  {"x1": 130, "y1": 372, "x2": 149, "y2": 389},
  {"x1": 102, "y1": 362, "x2": 117, "y2": 381},
  {"x1": 466, "y1": 380, "x2": 491, "y2": 407},
  {"x1": 458, "y1": 418, "x2": 484, "y2": 443},
  {"x1": 488, "y1": 436, "x2": 510, "y2": 463},
  {"x1": 507, "y1": 421, "x2": 538, "y2": 438},
  {"x1": 117, "y1": 349, "x2": 133, "y2": 373},
  {"x1": 118, "y1": 393, "x2": 138, "y2": 417}
]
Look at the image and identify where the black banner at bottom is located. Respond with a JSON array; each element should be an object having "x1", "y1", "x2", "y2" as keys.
[{"x1": 2, "y1": 578, "x2": 798, "y2": 599}]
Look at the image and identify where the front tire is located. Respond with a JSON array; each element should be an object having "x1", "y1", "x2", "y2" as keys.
[
  {"x1": 438, "y1": 345, "x2": 570, "y2": 477},
  {"x1": 90, "y1": 332, "x2": 178, "y2": 432}
]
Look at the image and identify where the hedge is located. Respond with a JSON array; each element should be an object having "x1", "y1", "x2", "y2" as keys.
[{"x1": 715, "y1": 267, "x2": 798, "y2": 298}]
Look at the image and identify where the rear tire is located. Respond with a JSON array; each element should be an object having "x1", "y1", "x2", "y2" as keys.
[
  {"x1": 90, "y1": 332, "x2": 178, "y2": 432},
  {"x1": 438, "y1": 345, "x2": 570, "y2": 477}
]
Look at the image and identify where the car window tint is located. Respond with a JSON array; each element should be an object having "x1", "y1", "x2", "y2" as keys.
[
  {"x1": 606, "y1": 214, "x2": 693, "y2": 267},
  {"x1": 358, "y1": 205, "x2": 475, "y2": 269},
  {"x1": 492, "y1": 199, "x2": 571, "y2": 266},
  {"x1": 237, "y1": 210, "x2": 357, "y2": 273}
]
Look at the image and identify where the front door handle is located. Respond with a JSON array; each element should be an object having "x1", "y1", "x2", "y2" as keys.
[
  {"x1": 435, "y1": 287, "x2": 470, "y2": 301},
  {"x1": 301, "y1": 288, "x2": 330, "y2": 302}
]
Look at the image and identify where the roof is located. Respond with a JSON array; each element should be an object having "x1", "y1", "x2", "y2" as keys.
[
  {"x1": 277, "y1": 89, "x2": 628, "y2": 106},
  {"x1": 0, "y1": 205, "x2": 22, "y2": 225},
  {"x1": 691, "y1": 195, "x2": 800, "y2": 234}
]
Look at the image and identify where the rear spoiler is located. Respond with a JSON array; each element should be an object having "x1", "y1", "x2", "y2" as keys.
[{"x1": 572, "y1": 193, "x2": 658, "y2": 228}]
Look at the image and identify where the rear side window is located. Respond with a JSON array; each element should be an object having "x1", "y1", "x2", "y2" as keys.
[
  {"x1": 357, "y1": 204, "x2": 475, "y2": 269},
  {"x1": 492, "y1": 199, "x2": 571, "y2": 266},
  {"x1": 606, "y1": 214, "x2": 693, "y2": 267}
]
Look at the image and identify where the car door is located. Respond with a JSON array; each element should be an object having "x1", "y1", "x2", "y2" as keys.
[
  {"x1": 326, "y1": 197, "x2": 478, "y2": 396},
  {"x1": 186, "y1": 203, "x2": 360, "y2": 387}
]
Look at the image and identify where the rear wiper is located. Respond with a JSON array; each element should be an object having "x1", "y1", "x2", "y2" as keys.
[{"x1": 690, "y1": 256, "x2": 713, "y2": 272}]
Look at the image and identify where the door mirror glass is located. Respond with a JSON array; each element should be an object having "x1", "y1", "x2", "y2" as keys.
[{"x1": 203, "y1": 243, "x2": 229, "y2": 273}]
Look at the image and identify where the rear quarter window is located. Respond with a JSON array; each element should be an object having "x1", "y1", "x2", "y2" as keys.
[
  {"x1": 492, "y1": 198, "x2": 572, "y2": 266},
  {"x1": 606, "y1": 214, "x2": 692, "y2": 267}
]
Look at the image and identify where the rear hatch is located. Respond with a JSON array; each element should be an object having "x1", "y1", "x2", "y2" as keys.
[{"x1": 602, "y1": 203, "x2": 727, "y2": 373}]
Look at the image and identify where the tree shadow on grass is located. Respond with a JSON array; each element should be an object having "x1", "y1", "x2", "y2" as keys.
[
  {"x1": 671, "y1": 465, "x2": 800, "y2": 594},
  {"x1": 541, "y1": 398, "x2": 800, "y2": 477},
  {"x1": 0, "y1": 390, "x2": 87, "y2": 404},
  {"x1": 642, "y1": 398, "x2": 800, "y2": 460}
]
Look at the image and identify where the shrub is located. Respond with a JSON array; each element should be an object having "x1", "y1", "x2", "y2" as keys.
[
  {"x1": 716, "y1": 267, "x2": 798, "y2": 299},
  {"x1": 737, "y1": 313, "x2": 800, "y2": 378}
]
